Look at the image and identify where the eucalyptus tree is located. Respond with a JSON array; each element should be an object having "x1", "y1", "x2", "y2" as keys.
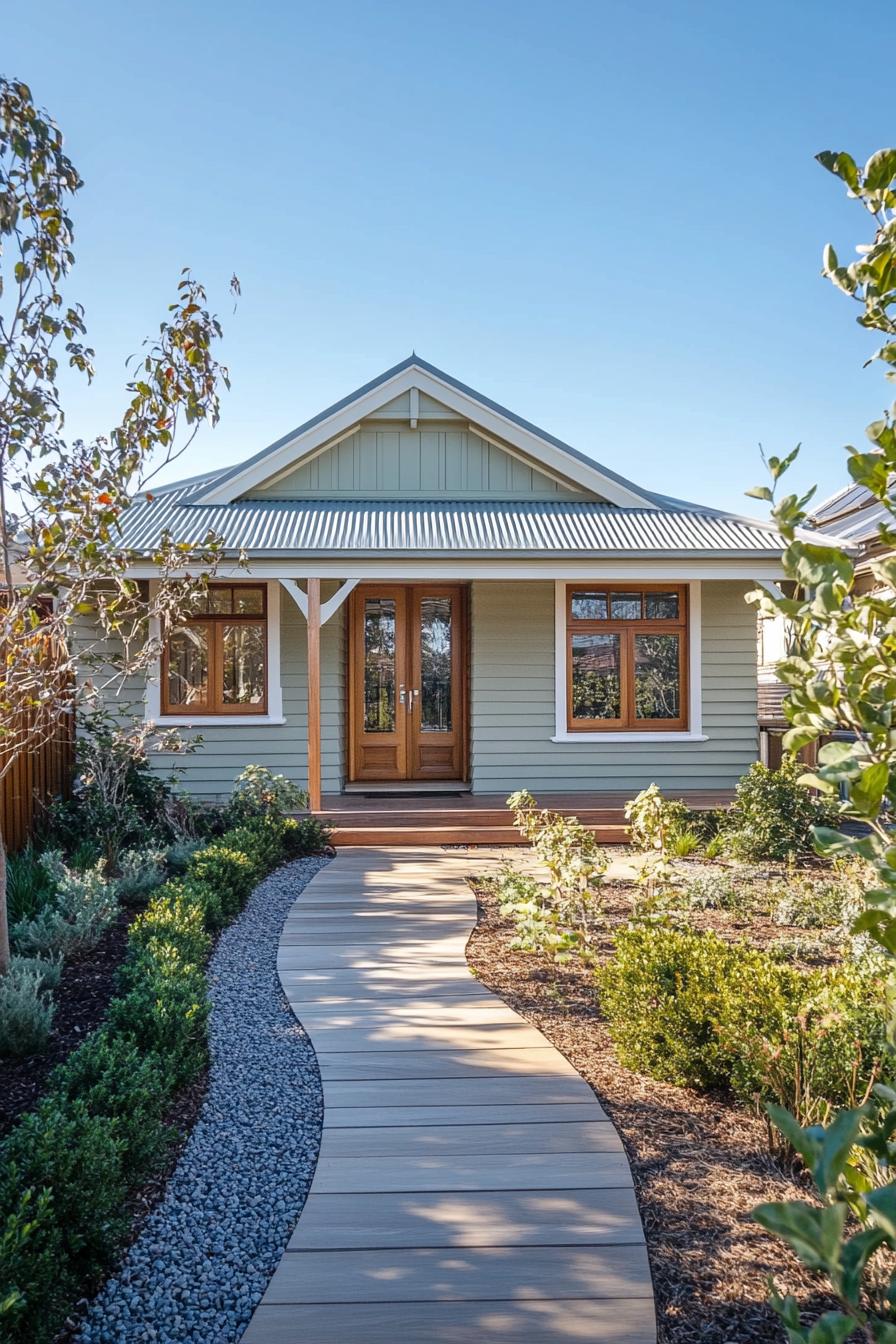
[
  {"x1": 0, "y1": 78, "x2": 233, "y2": 972},
  {"x1": 749, "y1": 148, "x2": 896, "y2": 1341}
]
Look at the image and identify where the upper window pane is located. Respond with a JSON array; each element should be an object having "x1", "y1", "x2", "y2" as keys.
[
  {"x1": 570, "y1": 591, "x2": 607, "y2": 621},
  {"x1": 234, "y1": 587, "x2": 264, "y2": 615},
  {"x1": 645, "y1": 591, "x2": 680, "y2": 620},
  {"x1": 571, "y1": 633, "x2": 621, "y2": 720},
  {"x1": 609, "y1": 591, "x2": 642, "y2": 620},
  {"x1": 209, "y1": 587, "x2": 233, "y2": 614},
  {"x1": 634, "y1": 633, "x2": 681, "y2": 720},
  {"x1": 167, "y1": 625, "x2": 209, "y2": 707}
]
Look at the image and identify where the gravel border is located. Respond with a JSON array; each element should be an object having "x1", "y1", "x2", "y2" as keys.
[{"x1": 76, "y1": 853, "x2": 330, "y2": 1344}]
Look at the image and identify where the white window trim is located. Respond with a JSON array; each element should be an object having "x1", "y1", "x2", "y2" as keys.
[
  {"x1": 551, "y1": 579, "x2": 707, "y2": 743},
  {"x1": 145, "y1": 579, "x2": 285, "y2": 726}
]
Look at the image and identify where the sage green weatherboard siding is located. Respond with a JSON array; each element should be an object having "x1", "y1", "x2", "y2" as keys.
[
  {"x1": 77, "y1": 578, "x2": 756, "y2": 800},
  {"x1": 468, "y1": 580, "x2": 758, "y2": 793},
  {"x1": 244, "y1": 424, "x2": 584, "y2": 501}
]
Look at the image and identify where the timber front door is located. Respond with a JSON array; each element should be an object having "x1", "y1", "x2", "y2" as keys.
[{"x1": 348, "y1": 585, "x2": 467, "y2": 782}]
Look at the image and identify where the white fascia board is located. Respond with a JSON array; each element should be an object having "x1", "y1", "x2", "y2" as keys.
[
  {"x1": 125, "y1": 558, "x2": 786, "y2": 581},
  {"x1": 190, "y1": 365, "x2": 655, "y2": 509}
]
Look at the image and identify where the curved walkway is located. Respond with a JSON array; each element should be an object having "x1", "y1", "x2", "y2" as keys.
[{"x1": 243, "y1": 846, "x2": 655, "y2": 1344}]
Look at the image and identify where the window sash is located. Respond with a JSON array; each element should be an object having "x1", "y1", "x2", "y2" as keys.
[
  {"x1": 565, "y1": 584, "x2": 687, "y2": 731},
  {"x1": 162, "y1": 585, "x2": 268, "y2": 716}
]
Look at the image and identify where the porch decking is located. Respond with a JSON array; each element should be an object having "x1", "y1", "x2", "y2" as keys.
[{"x1": 318, "y1": 789, "x2": 733, "y2": 847}]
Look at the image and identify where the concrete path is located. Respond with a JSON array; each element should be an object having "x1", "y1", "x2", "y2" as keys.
[{"x1": 242, "y1": 847, "x2": 655, "y2": 1344}]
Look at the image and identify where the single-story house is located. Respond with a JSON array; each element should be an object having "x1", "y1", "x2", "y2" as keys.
[{"x1": 108, "y1": 356, "x2": 802, "y2": 830}]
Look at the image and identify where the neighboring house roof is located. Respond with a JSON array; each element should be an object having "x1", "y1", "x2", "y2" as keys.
[
  {"x1": 124, "y1": 357, "x2": 835, "y2": 562},
  {"x1": 122, "y1": 488, "x2": 798, "y2": 559},
  {"x1": 811, "y1": 480, "x2": 893, "y2": 551}
]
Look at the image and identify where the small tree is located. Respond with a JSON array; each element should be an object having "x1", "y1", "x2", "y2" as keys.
[
  {"x1": 0, "y1": 78, "x2": 236, "y2": 972},
  {"x1": 747, "y1": 148, "x2": 896, "y2": 1339}
]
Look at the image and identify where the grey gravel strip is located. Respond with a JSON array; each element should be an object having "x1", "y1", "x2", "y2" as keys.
[{"x1": 76, "y1": 854, "x2": 330, "y2": 1344}]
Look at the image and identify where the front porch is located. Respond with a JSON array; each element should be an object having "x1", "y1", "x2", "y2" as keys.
[{"x1": 317, "y1": 788, "x2": 734, "y2": 846}]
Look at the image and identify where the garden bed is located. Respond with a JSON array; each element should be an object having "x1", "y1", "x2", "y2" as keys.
[
  {"x1": 0, "y1": 908, "x2": 135, "y2": 1136},
  {"x1": 466, "y1": 868, "x2": 840, "y2": 1344}
]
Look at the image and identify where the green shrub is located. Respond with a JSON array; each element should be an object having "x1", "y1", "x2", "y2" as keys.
[
  {"x1": 597, "y1": 923, "x2": 802, "y2": 1093},
  {"x1": 165, "y1": 838, "x2": 202, "y2": 873},
  {"x1": 187, "y1": 843, "x2": 255, "y2": 921},
  {"x1": 49, "y1": 1032, "x2": 172, "y2": 1180},
  {"x1": 598, "y1": 923, "x2": 887, "y2": 1116},
  {"x1": 226, "y1": 763, "x2": 308, "y2": 825},
  {"x1": 130, "y1": 891, "x2": 211, "y2": 965},
  {"x1": 0, "y1": 1097, "x2": 128, "y2": 1289},
  {"x1": 0, "y1": 963, "x2": 56, "y2": 1058},
  {"x1": 0, "y1": 1186, "x2": 66, "y2": 1341},
  {"x1": 726, "y1": 759, "x2": 831, "y2": 861},
  {"x1": 770, "y1": 861, "x2": 865, "y2": 932},
  {"x1": 280, "y1": 814, "x2": 331, "y2": 857},
  {"x1": 680, "y1": 869, "x2": 749, "y2": 912},
  {"x1": 109, "y1": 948, "x2": 209, "y2": 1088}
]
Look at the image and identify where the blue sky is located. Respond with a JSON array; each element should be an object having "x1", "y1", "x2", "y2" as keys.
[{"x1": 6, "y1": 0, "x2": 895, "y2": 513}]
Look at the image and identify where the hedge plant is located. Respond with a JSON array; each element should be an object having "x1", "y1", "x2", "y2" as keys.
[{"x1": 0, "y1": 807, "x2": 322, "y2": 1344}]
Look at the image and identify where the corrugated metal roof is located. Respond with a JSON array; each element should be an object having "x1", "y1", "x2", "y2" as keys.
[
  {"x1": 120, "y1": 488, "x2": 795, "y2": 558},
  {"x1": 812, "y1": 481, "x2": 893, "y2": 547}
]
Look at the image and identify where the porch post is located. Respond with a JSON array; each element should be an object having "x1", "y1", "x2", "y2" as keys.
[{"x1": 306, "y1": 578, "x2": 322, "y2": 812}]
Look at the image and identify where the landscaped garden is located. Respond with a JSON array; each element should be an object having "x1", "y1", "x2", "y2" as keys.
[
  {"x1": 0, "y1": 730, "x2": 331, "y2": 1344},
  {"x1": 465, "y1": 762, "x2": 889, "y2": 1342}
]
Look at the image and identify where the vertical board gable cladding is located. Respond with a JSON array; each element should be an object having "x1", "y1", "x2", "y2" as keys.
[{"x1": 241, "y1": 425, "x2": 588, "y2": 501}]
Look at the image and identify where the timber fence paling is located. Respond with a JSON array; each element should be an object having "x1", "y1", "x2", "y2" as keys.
[{"x1": 0, "y1": 697, "x2": 74, "y2": 854}]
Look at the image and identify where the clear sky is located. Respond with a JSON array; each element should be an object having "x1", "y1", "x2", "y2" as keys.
[{"x1": 5, "y1": 0, "x2": 895, "y2": 514}]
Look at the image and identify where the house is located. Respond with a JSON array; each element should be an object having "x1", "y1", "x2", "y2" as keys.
[
  {"x1": 109, "y1": 356, "x2": 799, "y2": 836},
  {"x1": 757, "y1": 479, "x2": 888, "y2": 767}
]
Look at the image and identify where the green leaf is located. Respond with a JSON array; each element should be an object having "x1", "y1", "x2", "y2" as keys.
[
  {"x1": 815, "y1": 1108, "x2": 867, "y2": 1196},
  {"x1": 822, "y1": 243, "x2": 838, "y2": 273},
  {"x1": 746, "y1": 484, "x2": 774, "y2": 502},
  {"x1": 850, "y1": 761, "x2": 891, "y2": 816},
  {"x1": 866, "y1": 1183, "x2": 896, "y2": 1240},
  {"x1": 807, "y1": 1311, "x2": 865, "y2": 1344},
  {"x1": 754, "y1": 1199, "x2": 848, "y2": 1274},
  {"x1": 863, "y1": 148, "x2": 896, "y2": 192},
  {"x1": 816, "y1": 151, "x2": 860, "y2": 190}
]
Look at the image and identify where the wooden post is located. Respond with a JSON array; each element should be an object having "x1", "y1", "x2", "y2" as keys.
[{"x1": 306, "y1": 578, "x2": 322, "y2": 813}]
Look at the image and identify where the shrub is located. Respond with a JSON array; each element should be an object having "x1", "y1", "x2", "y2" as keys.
[
  {"x1": 0, "y1": 963, "x2": 56, "y2": 1057},
  {"x1": 186, "y1": 843, "x2": 255, "y2": 921},
  {"x1": 680, "y1": 869, "x2": 750, "y2": 912},
  {"x1": 0, "y1": 1096, "x2": 128, "y2": 1289},
  {"x1": 113, "y1": 847, "x2": 167, "y2": 905},
  {"x1": 164, "y1": 838, "x2": 202, "y2": 873},
  {"x1": 109, "y1": 948, "x2": 209, "y2": 1088},
  {"x1": 0, "y1": 1187, "x2": 65, "y2": 1341},
  {"x1": 10, "y1": 853, "x2": 117, "y2": 957},
  {"x1": 770, "y1": 861, "x2": 865, "y2": 932},
  {"x1": 49, "y1": 1031, "x2": 172, "y2": 1181},
  {"x1": 726, "y1": 758, "x2": 831, "y2": 861},
  {"x1": 506, "y1": 790, "x2": 606, "y2": 934},
  {"x1": 598, "y1": 923, "x2": 887, "y2": 1116},
  {"x1": 227, "y1": 764, "x2": 308, "y2": 825},
  {"x1": 597, "y1": 923, "x2": 803, "y2": 1093},
  {"x1": 130, "y1": 891, "x2": 211, "y2": 965},
  {"x1": 280, "y1": 814, "x2": 332, "y2": 857}
]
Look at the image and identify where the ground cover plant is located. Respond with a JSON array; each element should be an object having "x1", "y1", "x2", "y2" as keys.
[{"x1": 0, "y1": 763, "x2": 329, "y2": 1344}]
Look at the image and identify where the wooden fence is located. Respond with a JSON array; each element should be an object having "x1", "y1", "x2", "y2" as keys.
[{"x1": 0, "y1": 713, "x2": 74, "y2": 854}]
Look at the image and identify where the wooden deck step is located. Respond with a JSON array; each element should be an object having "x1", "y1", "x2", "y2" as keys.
[{"x1": 329, "y1": 824, "x2": 630, "y2": 847}]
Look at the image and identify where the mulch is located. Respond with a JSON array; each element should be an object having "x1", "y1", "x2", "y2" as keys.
[
  {"x1": 0, "y1": 908, "x2": 137, "y2": 1137},
  {"x1": 466, "y1": 880, "x2": 838, "y2": 1344}
]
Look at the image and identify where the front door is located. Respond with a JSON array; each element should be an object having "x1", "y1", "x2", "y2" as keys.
[{"x1": 348, "y1": 585, "x2": 467, "y2": 782}]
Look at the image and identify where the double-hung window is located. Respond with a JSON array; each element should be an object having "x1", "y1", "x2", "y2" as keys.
[
  {"x1": 566, "y1": 584, "x2": 688, "y2": 731},
  {"x1": 162, "y1": 583, "x2": 268, "y2": 716}
]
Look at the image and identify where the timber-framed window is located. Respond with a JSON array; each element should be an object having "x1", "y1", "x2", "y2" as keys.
[
  {"x1": 162, "y1": 583, "x2": 268, "y2": 716},
  {"x1": 565, "y1": 583, "x2": 688, "y2": 732}
]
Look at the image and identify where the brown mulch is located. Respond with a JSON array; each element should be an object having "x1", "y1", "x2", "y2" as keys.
[
  {"x1": 0, "y1": 908, "x2": 137, "y2": 1136},
  {"x1": 466, "y1": 881, "x2": 838, "y2": 1344}
]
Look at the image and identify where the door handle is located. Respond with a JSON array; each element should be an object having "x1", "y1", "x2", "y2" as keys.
[
  {"x1": 407, "y1": 688, "x2": 419, "y2": 713},
  {"x1": 399, "y1": 684, "x2": 406, "y2": 705}
]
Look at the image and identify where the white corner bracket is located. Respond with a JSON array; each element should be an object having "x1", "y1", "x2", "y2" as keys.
[{"x1": 279, "y1": 577, "x2": 361, "y2": 625}]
